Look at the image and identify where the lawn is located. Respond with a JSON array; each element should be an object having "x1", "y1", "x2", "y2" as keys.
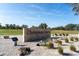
[
  {"x1": 51, "y1": 30, "x2": 79, "y2": 34},
  {"x1": 0, "y1": 29, "x2": 79, "y2": 35},
  {"x1": 0, "y1": 29, "x2": 22, "y2": 35}
]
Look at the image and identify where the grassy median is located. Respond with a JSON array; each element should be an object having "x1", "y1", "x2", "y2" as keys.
[
  {"x1": 0, "y1": 29, "x2": 79, "y2": 35},
  {"x1": 0, "y1": 29, "x2": 22, "y2": 35}
]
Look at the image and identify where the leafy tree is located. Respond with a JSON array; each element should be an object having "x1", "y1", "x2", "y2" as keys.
[
  {"x1": 0, "y1": 23, "x2": 2, "y2": 29},
  {"x1": 52, "y1": 26, "x2": 65, "y2": 30},
  {"x1": 21, "y1": 25, "x2": 28, "y2": 28},
  {"x1": 16, "y1": 25, "x2": 21, "y2": 29},
  {"x1": 9, "y1": 24, "x2": 14, "y2": 29},
  {"x1": 72, "y1": 3, "x2": 79, "y2": 15},
  {"x1": 65, "y1": 24, "x2": 77, "y2": 30},
  {"x1": 38, "y1": 23, "x2": 48, "y2": 29},
  {"x1": 76, "y1": 24, "x2": 79, "y2": 30},
  {"x1": 5, "y1": 24, "x2": 9, "y2": 29},
  {"x1": 31, "y1": 26, "x2": 38, "y2": 29}
]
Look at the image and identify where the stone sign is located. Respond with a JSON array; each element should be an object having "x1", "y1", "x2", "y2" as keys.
[{"x1": 23, "y1": 28, "x2": 50, "y2": 42}]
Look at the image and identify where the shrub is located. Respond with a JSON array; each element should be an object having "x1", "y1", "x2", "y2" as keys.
[
  {"x1": 41, "y1": 42, "x2": 47, "y2": 46},
  {"x1": 59, "y1": 34, "x2": 62, "y2": 36},
  {"x1": 43, "y1": 41, "x2": 47, "y2": 46},
  {"x1": 57, "y1": 40, "x2": 62, "y2": 46},
  {"x1": 65, "y1": 38, "x2": 69, "y2": 43},
  {"x1": 66, "y1": 34, "x2": 68, "y2": 36},
  {"x1": 39, "y1": 40, "x2": 47, "y2": 46},
  {"x1": 55, "y1": 40, "x2": 58, "y2": 43},
  {"x1": 75, "y1": 37, "x2": 79, "y2": 42},
  {"x1": 58, "y1": 47, "x2": 63, "y2": 54},
  {"x1": 70, "y1": 45, "x2": 76, "y2": 52},
  {"x1": 46, "y1": 41, "x2": 54, "y2": 49},
  {"x1": 70, "y1": 37, "x2": 74, "y2": 42},
  {"x1": 4, "y1": 36, "x2": 9, "y2": 39},
  {"x1": 19, "y1": 47, "x2": 31, "y2": 56},
  {"x1": 62, "y1": 33, "x2": 65, "y2": 36},
  {"x1": 55, "y1": 33, "x2": 58, "y2": 36},
  {"x1": 36, "y1": 43, "x2": 40, "y2": 46}
]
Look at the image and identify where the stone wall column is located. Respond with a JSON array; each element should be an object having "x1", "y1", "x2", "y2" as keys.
[
  {"x1": 78, "y1": 34, "x2": 79, "y2": 38},
  {"x1": 23, "y1": 28, "x2": 26, "y2": 42}
]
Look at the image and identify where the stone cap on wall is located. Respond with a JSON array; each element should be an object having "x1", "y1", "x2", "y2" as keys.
[{"x1": 23, "y1": 28, "x2": 50, "y2": 33}]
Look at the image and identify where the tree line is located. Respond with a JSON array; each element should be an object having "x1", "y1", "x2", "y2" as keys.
[
  {"x1": 0, "y1": 23, "x2": 79, "y2": 30},
  {"x1": 52, "y1": 24, "x2": 79, "y2": 30},
  {"x1": 0, "y1": 23, "x2": 48, "y2": 29},
  {"x1": 0, "y1": 24, "x2": 28, "y2": 29}
]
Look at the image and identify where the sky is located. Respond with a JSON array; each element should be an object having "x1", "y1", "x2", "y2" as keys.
[{"x1": 0, "y1": 3, "x2": 79, "y2": 28}]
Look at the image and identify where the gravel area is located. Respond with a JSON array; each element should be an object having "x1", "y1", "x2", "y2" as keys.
[{"x1": 0, "y1": 35, "x2": 79, "y2": 56}]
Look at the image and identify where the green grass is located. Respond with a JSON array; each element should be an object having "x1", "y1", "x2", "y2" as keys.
[
  {"x1": 0, "y1": 29, "x2": 22, "y2": 35},
  {"x1": 51, "y1": 30, "x2": 79, "y2": 34},
  {"x1": 0, "y1": 29, "x2": 79, "y2": 35}
]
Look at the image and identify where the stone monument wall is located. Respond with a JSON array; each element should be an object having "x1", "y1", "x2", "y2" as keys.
[{"x1": 23, "y1": 28, "x2": 50, "y2": 42}]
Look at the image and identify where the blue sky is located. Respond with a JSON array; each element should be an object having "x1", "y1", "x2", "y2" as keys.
[{"x1": 0, "y1": 3, "x2": 79, "y2": 28}]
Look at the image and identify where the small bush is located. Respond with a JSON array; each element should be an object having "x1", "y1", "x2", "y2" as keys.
[
  {"x1": 41, "y1": 42, "x2": 47, "y2": 46},
  {"x1": 70, "y1": 37, "x2": 74, "y2": 42},
  {"x1": 43, "y1": 41, "x2": 47, "y2": 46},
  {"x1": 57, "y1": 40, "x2": 62, "y2": 46},
  {"x1": 59, "y1": 34, "x2": 62, "y2": 36},
  {"x1": 75, "y1": 37, "x2": 79, "y2": 42},
  {"x1": 55, "y1": 33, "x2": 58, "y2": 36},
  {"x1": 55, "y1": 40, "x2": 58, "y2": 43},
  {"x1": 62, "y1": 33, "x2": 65, "y2": 36},
  {"x1": 58, "y1": 47, "x2": 63, "y2": 54},
  {"x1": 66, "y1": 34, "x2": 68, "y2": 36},
  {"x1": 65, "y1": 38, "x2": 69, "y2": 43},
  {"x1": 46, "y1": 41, "x2": 54, "y2": 49},
  {"x1": 36, "y1": 43, "x2": 40, "y2": 46},
  {"x1": 70, "y1": 45, "x2": 76, "y2": 52},
  {"x1": 4, "y1": 36, "x2": 9, "y2": 39},
  {"x1": 38, "y1": 41, "x2": 47, "y2": 46},
  {"x1": 19, "y1": 47, "x2": 31, "y2": 56}
]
